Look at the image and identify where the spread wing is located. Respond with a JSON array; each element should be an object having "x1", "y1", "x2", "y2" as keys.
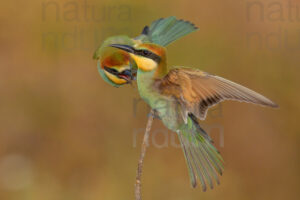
[{"x1": 156, "y1": 68, "x2": 278, "y2": 121}]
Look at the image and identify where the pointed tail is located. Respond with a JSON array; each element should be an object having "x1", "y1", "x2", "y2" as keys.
[
  {"x1": 178, "y1": 114, "x2": 224, "y2": 191},
  {"x1": 142, "y1": 16, "x2": 198, "y2": 46}
]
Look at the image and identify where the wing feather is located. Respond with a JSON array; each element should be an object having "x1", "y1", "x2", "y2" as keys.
[{"x1": 157, "y1": 68, "x2": 278, "y2": 120}]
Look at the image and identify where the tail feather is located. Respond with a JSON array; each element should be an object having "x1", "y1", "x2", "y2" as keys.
[
  {"x1": 196, "y1": 144, "x2": 220, "y2": 185},
  {"x1": 202, "y1": 144, "x2": 224, "y2": 175},
  {"x1": 178, "y1": 133, "x2": 197, "y2": 188},
  {"x1": 147, "y1": 16, "x2": 198, "y2": 46},
  {"x1": 178, "y1": 115, "x2": 224, "y2": 191},
  {"x1": 179, "y1": 134, "x2": 203, "y2": 190},
  {"x1": 190, "y1": 143, "x2": 214, "y2": 190}
]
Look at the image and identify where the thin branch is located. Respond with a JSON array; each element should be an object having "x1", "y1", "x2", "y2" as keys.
[{"x1": 135, "y1": 109, "x2": 154, "y2": 200}]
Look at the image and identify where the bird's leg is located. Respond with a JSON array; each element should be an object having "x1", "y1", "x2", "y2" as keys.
[{"x1": 147, "y1": 109, "x2": 161, "y2": 120}]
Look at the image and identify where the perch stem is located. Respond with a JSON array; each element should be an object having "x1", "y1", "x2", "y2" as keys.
[{"x1": 135, "y1": 109, "x2": 154, "y2": 200}]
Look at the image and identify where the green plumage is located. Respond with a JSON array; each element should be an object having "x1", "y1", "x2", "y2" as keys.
[
  {"x1": 93, "y1": 35, "x2": 134, "y2": 60},
  {"x1": 136, "y1": 16, "x2": 198, "y2": 46},
  {"x1": 147, "y1": 16, "x2": 198, "y2": 46}
]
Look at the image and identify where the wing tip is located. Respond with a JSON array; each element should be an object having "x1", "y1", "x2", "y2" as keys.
[
  {"x1": 271, "y1": 102, "x2": 279, "y2": 108},
  {"x1": 191, "y1": 181, "x2": 197, "y2": 188},
  {"x1": 260, "y1": 100, "x2": 279, "y2": 109}
]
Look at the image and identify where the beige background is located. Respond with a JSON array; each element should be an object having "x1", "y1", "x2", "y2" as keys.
[{"x1": 0, "y1": 0, "x2": 299, "y2": 199}]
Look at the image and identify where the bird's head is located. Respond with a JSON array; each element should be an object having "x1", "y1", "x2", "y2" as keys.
[
  {"x1": 96, "y1": 48, "x2": 137, "y2": 87},
  {"x1": 109, "y1": 43, "x2": 166, "y2": 74},
  {"x1": 94, "y1": 36, "x2": 137, "y2": 87}
]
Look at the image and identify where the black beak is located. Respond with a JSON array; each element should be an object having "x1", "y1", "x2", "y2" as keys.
[{"x1": 109, "y1": 44, "x2": 135, "y2": 53}]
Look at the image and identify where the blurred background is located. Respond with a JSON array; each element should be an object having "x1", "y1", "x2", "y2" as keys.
[{"x1": 0, "y1": 0, "x2": 299, "y2": 199}]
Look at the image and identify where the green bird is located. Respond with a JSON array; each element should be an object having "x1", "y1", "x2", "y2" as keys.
[
  {"x1": 109, "y1": 42, "x2": 278, "y2": 191},
  {"x1": 93, "y1": 16, "x2": 198, "y2": 87}
]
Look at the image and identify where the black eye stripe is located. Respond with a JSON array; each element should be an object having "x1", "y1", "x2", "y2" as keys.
[
  {"x1": 136, "y1": 49, "x2": 161, "y2": 62},
  {"x1": 104, "y1": 66, "x2": 119, "y2": 75}
]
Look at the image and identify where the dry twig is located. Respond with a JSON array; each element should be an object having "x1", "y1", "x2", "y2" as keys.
[{"x1": 135, "y1": 109, "x2": 154, "y2": 200}]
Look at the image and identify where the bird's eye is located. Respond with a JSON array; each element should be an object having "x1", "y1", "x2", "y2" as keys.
[{"x1": 142, "y1": 50, "x2": 151, "y2": 57}]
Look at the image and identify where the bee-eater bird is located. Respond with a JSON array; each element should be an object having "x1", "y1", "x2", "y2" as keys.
[
  {"x1": 109, "y1": 43, "x2": 278, "y2": 191},
  {"x1": 93, "y1": 16, "x2": 198, "y2": 87}
]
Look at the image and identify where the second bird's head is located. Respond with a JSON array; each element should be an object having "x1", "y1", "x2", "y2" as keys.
[
  {"x1": 96, "y1": 48, "x2": 137, "y2": 88},
  {"x1": 109, "y1": 43, "x2": 166, "y2": 73}
]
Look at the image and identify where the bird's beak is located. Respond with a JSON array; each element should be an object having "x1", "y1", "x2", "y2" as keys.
[
  {"x1": 109, "y1": 44, "x2": 135, "y2": 54},
  {"x1": 118, "y1": 69, "x2": 132, "y2": 84}
]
